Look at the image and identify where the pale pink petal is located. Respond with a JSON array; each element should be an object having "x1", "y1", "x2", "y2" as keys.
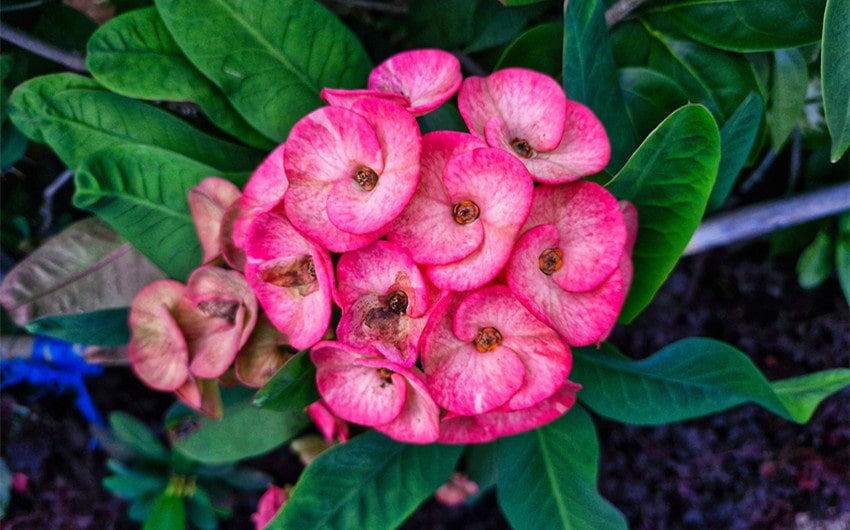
[
  {"x1": 374, "y1": 366, "x2": 441, "y2": 443},
  {"x1": 235, "y1": 314, "x2": 296, "y2": 388},
  {"x1": 435, "y1": 473, "x2": 479, "y2": 506},
  {"x1": 188, "y1": 177, "x2": 241, "y2": 264},
  {"x1": 233, "y1": 143, "x2": 288, "y2": 250},
  {"x1": 321, "y1": 87, "x2": 409, "y2": 110},
  {"x1": 368, "y1": 49, "x2": 462, "y2": 116},
  {"x1": 128, "y1": 280, "x2": 189, "y2": 391}
]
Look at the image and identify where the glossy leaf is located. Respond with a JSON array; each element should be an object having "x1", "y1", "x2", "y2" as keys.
[
  {"x1": 8, "y1": 73, "x2": 261, "y2": 172},
  {"x1": 822, "y1": 0, "x2": 850, "y2": 161},
  {"x1": 497, "y1": 406, "x2": 627, "y2": 530},
  {"x1": 465, "y1": 1, "x2": 546, "y2": 54},
  {"x1": 110, "y1": 411, "x2": 170, "y2": 462},
  {"x1": 708, "y1": 92, "x2": 764, "y2": 211},
  {"x1": 154, "y1": 0, "x2": 372, "y2": 142},
  {"x1": 563, "y1": 0, "x2": 636, "y2": 171},
  {"x1": 837, "y1": 214, "x2": 850, "y2": 303},
  {"x1": 73, "y1": 145, "x2": 247, "y2": 281},
  {"x1": 143, "y1": 492, "x2": 185, "y2": 530},
  {"x1": 0, "y1": 217, "x2": 165, "y2": 345},
  {"x1": 655, "y1": 0, "x2": 826, "y2": 52},
  {"x1": 607, "y1": 105, "x2": 720, "y2": 322},
  {"x1": 572, "y1": 339, "x2": 850, "y2": 425},
  {"x1": 267, "y1": 431, "x2": 463, "y2": 529},
  {"x1": 103, "y1": 472, "x2": 167, "y2": 499},
  {"x1": 768, "y1": 48, "x2": 808, "y2": 150},
  {"x1": 796, "y1": 229, "x2": 834, "y2": 289},
  {"x1": 86, "y1": 7, "x2": 275, "y2": 150},
  {"x1": 252, "y1": 349, "x2": 320, "y2": 412},
  {"x1": 166, "y1": 386, "x2": 310, "y2": 465},
  {"x1": 620, "y1": 66, "x2": 690, "y2": 142},
  {"x1": 496, "y1": 23, "x2": 562, "y2": 78}
]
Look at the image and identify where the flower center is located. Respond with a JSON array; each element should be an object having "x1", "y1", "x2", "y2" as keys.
[
  {"x1": 474, "y1": 326, "x2": 503, "y2": 352},
  {"x1": 538, "y1": 247, "x2": 564, "y2": 275},
  {"x1": 354, "y1": 166, "x2": 379, "y2": 191},
  {"x1": 386, "y1": 289, "x2": 409, "y2": 316},
  {"x1": 259, "y1": 255, "x2": 318, "y2": 296},
  {"x1": 510, "y1": 138, "x2": 536, "y2": 159},
  {"x1": 452, "y1": 200, "x2": 480, "y2": 225},
  {"x1": 377, "y1": 367, "x2": 394, "y2": 385},
  {"x1": 196, "y1": 300, "x2": 239, "y2": 322}
]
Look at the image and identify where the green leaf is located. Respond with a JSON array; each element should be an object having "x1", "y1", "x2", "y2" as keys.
[
  {"x1": 564, "y1": 0, "x2": 636, "y2": 172},
  {"x1": 0, "y1": 122, "x2": 28, "y2": 169},
  {"x1": 8, "y1": 73, "x2": 262, "y2": 172},
  {"x1": 166, "y1": 386, "x2": 310, "y2": 465},
  {"x1": 620, "y1": 66, "x2": 690, "y2": 142},
  {"x1": 252, "y1": 349, "x2": 320, "y2": 411},
  {"x1": 143, "y1": 492, "x2": 185, "y2": 530},
  {"x1": 797, "y1": 229, "x2": 835, "y2": 289},
  {"x1": 86, "y1": 7, "x2": 275, "y2": 150},
  {"x1": 708, "y1": 91, "x2": 764, "y2": 211},
  {"x1": 500, "y1": 0, "x2": 547, "y2": 5},
  {"x1": 267, "y1": 431, "x2": 463, "y2": 529},
  {"x1": 103, "y1": 473, "x2": 168, "y2": 499},
  {"x1": 0, "y1": 217, "x2": 165, "y2": 346},
  {"x1": 497, "y1": 406, "x2": 627, "y2": 530},
  {"x1": 572, "y1": 339, "x2": 850, "y2": 424},
  {"x1": 154, "y1": 0, "x2": 372, "y2": 142},
  {"x1": 73, "y1": 145, "x2": 246, "y2": 281},
  {"x1": 496, "y1": 23, "x2": 563, "y2": 78},
  {"x1": 837, "y1": 214, "x2": 850, "y2": 302},
  {"x1": 110, "y1": 411, "x2": 170, "y2": 462},
  {"x1": 607, "y1": 105, "x2": 720, "y2": 322},
  {"x1": 768, "y1": 48, "x2": 808, "y2": 150},
  {"x1": 822, "y1": 0, "x2": 850, "y2": 161},
  {"x1": 653, "y1": 0, "x2": 826, "y2": 52},
  {"x1": 186, "y1": 487, "x2": 218, "y2": 530},
  {"x1": 465, "y1": 1, "x2": 546, "y2": 54},
  {"x1": 463, "y1": 442, "x2": 499, "y2": 499}
]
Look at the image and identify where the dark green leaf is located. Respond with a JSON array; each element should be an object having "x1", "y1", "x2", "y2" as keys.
[
  {"x1": 465, "y1": 2, "x2": 546, "y2": 54},
  {"x1": 143, "y1": 492, "x2": 185, "y2": 530},
  {"x1": 154, "y1": 0, "x2": 372, "y2": 142},
  {"x1": 564, "y1": 0, "x2": 636, "y2": 172},
  {"x1": 607, "y1": 105, "x2": 720, "y2": 322},
  {"x1": 501, "y1": 0, "x2": 547, "y2": 5},
  {"x1": 797, "y1": 229, "x2": 835, "y2": 289},
  {"x1": 709, "y1": 92, "x2": 764, "y2": 211},
  {"x1": 463, "y1": 442, "x2": 499, "y2": 499},
  {"x1": 267, "y1": 431, "x2": 463, "y2": 529},
  {"x1": 654, "y1": 0, "x2": 826, "y2": 52},
  {"x1": 252, "y1": 349, "x2": 320, "y2": 411},
  {"x1": 768, "y1": 48, "x2": 808, "y2": 150},
  {"x1": 110, "y1": 411, "x2": 170, "y2": 462},
  {"x1": 620, "y1": 66, "x2": 690, "y2": 142},
  {"x1": 166, "y1": 386, "x2": 310, "y2": 465},
  {"x1": 73, "y1": 145, "x2": 246, "y2": 281},
  {"x1": 86, "y1": 7, "x2": 275, "y2": 150},
  {"x1": 8, "y1": 73, "x2": 262, "y2": 172},
  {"x1": 572, "y1": 339, "x2": 850, "y2": 424},
  {"x1": 417, "y1": 103, "x2": 466, "y2": 135},
  {"x1": 496, "y1": 23, "x2": 563, "y2": 78},
  {"x1": 497, "y1": 406, "x2": 627, "y2": 530},
  {"x1": 0, "y1": 122, "x2": 28, "y2": 169},
  {"x1": 103, "y1": 473, "x2": 167, "y2": 499},
  {"x1": 837, "y1": 214, "x2": 850, "y2": 303},
  {"x1": 186, "y1": 487, "x2": 218, "y2": 530},
  {"x1": 822, "y1": 0, "x2": 850, "y2": 161},
  {"x1": 25, "y1": 309, "x2": 131, "y2": 346}
]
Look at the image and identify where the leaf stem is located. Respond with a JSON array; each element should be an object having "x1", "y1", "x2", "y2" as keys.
[
  {"x1": 684, "y1": 183, "x2": 850, "y2": 255},
  {"x1": 0, "y1": 21, "x2": 87, "y2": 73},
  {"x1": 605, "y1": 0, "x2": 646, "y2": 28}
]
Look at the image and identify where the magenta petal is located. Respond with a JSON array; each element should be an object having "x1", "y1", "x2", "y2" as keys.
[
  {"x1": 374, "y1": 366, "x2": 441, "y2": 444},
  {"x1": 233, "y1": 143, "x2": 288, "y2": 250},
  {"x1": 368, "y1": 49, "x2": 462, "y2": 116},
  {"x1": 321, "y1": 87, "x2": 410, "y2": 110},
  {"x1": 245, "y1": 212, "x2": 333, "y2": 350}
]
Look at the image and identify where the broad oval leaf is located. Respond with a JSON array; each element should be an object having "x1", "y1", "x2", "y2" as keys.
[
  {"x1": 86, "y1": 7, "x2": 275, "y2": 150},
  {"x1": 620, "y1": 66, "x2": 690, "y2": 142},
  {"x1": 166, "y1": 386, "x2": 310, "y2": 464},
  {"x1": 110, "y1": 411, "x2": 170, "y2": 462},
  {"x1": 768, "y1": 48, "x2": 808, "y2": 150},
  {"x1": 252, "y1": 349, "x2": 320, "y2": 411},
  {"x1": 8, "y1": 73, "x2": 262, "y2": 172},
  {"x1": 822, "y1": 0, "x2": 850, "y2": 161},
  {"x1": 143, "y1": 492, "x2": 185, "y2": 530},
  {"x1": 564, "y1": 0, "x2": 636, "y2": 172},
  {"x1": 154, "y1": 0, "x2": 372, "y2": 142},
  {"x1": 572, "y1": 339, "x2": 850, "y2": 424},
  {"x1": 496, "y1": 22, "x2": 563, "y2": 79},
  {"x1": 654, "y1": 0, "x2": 826, "y2": 52},
  {"x1": 0, "y1": 217, "x2": 165, "y2": 345},
  {"x1": 607, "y1": 104, "x2": 720, "y2": 323},
  {"x1": 497, "y1": 406, "x2": 627, "y2": 530},
  {"x1": 73, "y1": 144, "x2": 248, "y2": 281},
  {"x1": 267, "y1": 431, "x2": 463, "y2": 529}
]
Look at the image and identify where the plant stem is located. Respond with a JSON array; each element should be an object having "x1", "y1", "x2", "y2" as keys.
[
  {"x1": 605, "y1": 0, "x2": 646, "y2": 28},
  {"x1": 0, "y1": 22, "x2": 87, "y2": 73},
  {"x1": 684, "y1": 183, "x2": 850, "y2": 255}
]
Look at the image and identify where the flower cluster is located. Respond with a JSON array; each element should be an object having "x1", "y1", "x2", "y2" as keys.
[{"x1": 128, "y1": 49, "x2": 636, "y2": 442}]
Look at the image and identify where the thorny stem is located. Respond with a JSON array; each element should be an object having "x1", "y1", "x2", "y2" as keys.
[
  {"x1": 605, "y1": 0, "x2": 647, "y2": 28},
  {"x1": 0, "y1": 22, "x2": 88, "y2": 73}
]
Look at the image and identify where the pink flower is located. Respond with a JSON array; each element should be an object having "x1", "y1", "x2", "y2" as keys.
[
  {"x1": 419, "y1": 285, "x2": 571, "y2": 417},
  {"x1": 128, "y1": 266, "x2": 258, "y2": 418},
  {"x1": 335, "y1": 240, "x2": 431, "y2": 367},
  {"x1": 232, "y1": 144, "x2": 288, "y2": 249},
  {"x1": 435, "y1": 472, "x2": 479, "y2": 506},
  {"x1": 188, "y1": 177, "x2": 241, "y2": 266},
  {"x1": 322, "y1": 49, "x2": 461, "y2": 116},
  {"x1": 387, "y1": 131, "x2": 533, "y2": 291},
  {"x1": 307, "y1": 400, "x2": 350, "y2": 443},
  {"x1": 244, "y1": 211, "x2": 334, "y2": 350},
  {"x1": 283, "y1": 98, "x2": 421, "y2": 253},
  {"x1": 252, "y1": 484, "x2": 290, "y2": 530},
  {"x1": 506, "y1": 182, "x2": 627, "y2": 346},
  {"x1": 458, "y1": 67, "x2": 610, "y2": 183},
  {"x1": 234, "y1": 314, "x2": 297, "y2": 388},
  {"x1": 311, "y1": 341, "x2": 441, "y2": 444}
]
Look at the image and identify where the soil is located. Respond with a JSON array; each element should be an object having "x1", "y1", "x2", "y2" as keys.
[{"x1": 2, "y1": 242, "x2": 847, "y2": 530}]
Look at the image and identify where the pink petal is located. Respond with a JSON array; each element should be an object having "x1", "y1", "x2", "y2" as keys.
[
  {"x1": 175, "y1": 376, "x2": 223, "y2": 420},
  {"x1": 235, "y1": 314, "x2": 295, "y2": 388},
  {"x1": 307, "y1": 400, "x2": 349, "y2": 443},
  {"x1": 233, "y1": 144, "x2": 288, "y2": 250},
  {"x1": 374, "y1": 366, "x2": 441, "y2": 444},
  {"x1": 321, "y1": 87, "x2": 410, "y2": 110},
  {"x1": 368, "y1": 49, "x2": 462, "y2": 116},
  {"x1": 128, "y1": 280, "x2": 189, "y2": 391},
  {"x1": 188, "y1": 177, "x2": 242, "y2": 264}
]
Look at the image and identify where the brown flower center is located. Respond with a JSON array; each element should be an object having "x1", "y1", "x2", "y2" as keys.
[
  {"x1": 196, "y1": 300, "x2": 239, "y2": 322},
  {"x1": 538, "y1": 247, "x2": 564, "y2": 275},
  {"x1": 510, "y1": 138, "x2": 536, "y2": 159},
  {"x1": 386, "y1": 289, "x2": 409, "y2": 316},
  {"x1": 354, "y1": 166, "x2": 379, "y2": 191},
  {"x1": 377, "y1": 367, "x2": 395, "y2": 386},
  {"x1": 259, "y1": 255, "x2": 318, "y2": 296},
  {"x1": 474, "y1": 326, "x2": 503, "y2": 352},
  {"x1": 452, "y1": 200, "x2": 480, "y2": 225}
]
